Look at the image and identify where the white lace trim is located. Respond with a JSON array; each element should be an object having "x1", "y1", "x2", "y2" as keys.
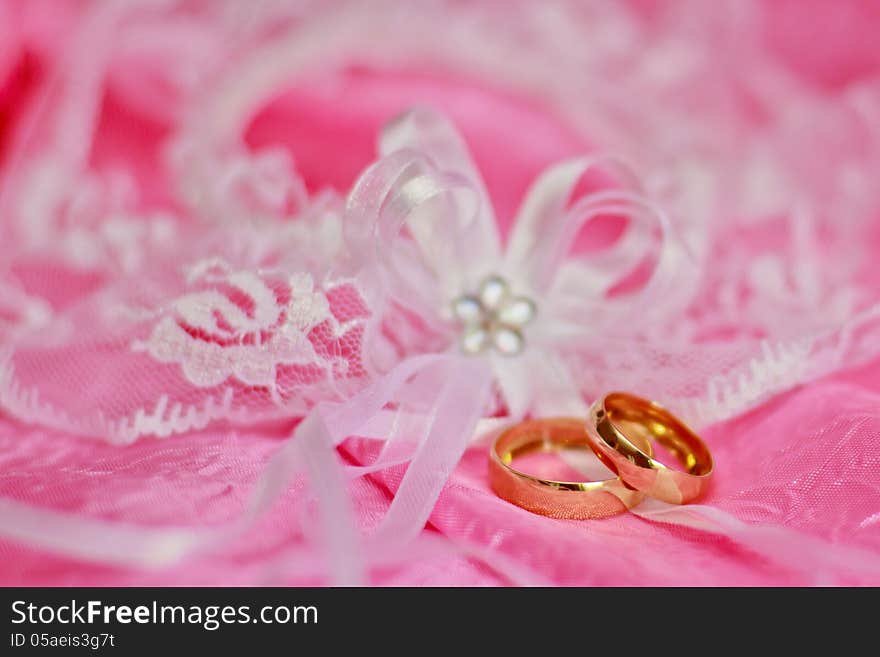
[{"x1": 0, "y1": 352, "x2": 295, "y2": 443}]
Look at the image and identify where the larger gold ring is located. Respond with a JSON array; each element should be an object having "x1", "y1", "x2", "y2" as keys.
[
  {"x1": 585, "y1": 392, "x2": 713, "y2": 504},
  {"x1": 489, "y1": 417, "x2": 650, "y2": 519}
]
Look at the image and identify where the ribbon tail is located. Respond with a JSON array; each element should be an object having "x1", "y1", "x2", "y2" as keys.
[
  {"x1": 490, "y1": 351, "x2": 587, "y2": 420},
  {"x1": 372, "y1": 357, "x2": 493, "y2": 546},
  {"x1": 0, "y1": 498, "x2": 204, "y2": 569},
  {"x1": 490, "y1": 354, "x2": 532, "y2": 421},
  {"x1": 252, "y1": 353, "x2": 487, "y2": 581},
  {"x1": 633, "y1": 500, "x2": 880, "y2": 583},
  {"x1": 528, "y1": 351, "x2": 589, "y2": 417},
  {"x1": 0, "y1": 355, "x2": 455, "y2": 579},
  {"x1": 287, "y1": 412, "x2": 366, "y2": 585}
]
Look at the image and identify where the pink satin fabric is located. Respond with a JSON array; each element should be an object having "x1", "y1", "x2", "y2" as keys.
[{"x1": 1, "y1": 0, "x2": 880, "y2": 586}]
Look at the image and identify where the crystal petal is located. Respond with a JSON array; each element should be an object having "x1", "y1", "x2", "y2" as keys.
[
  {"x1": 492, "y1": 326, "x2": 525, "y2": 356},
  {"x1": 461, "y1": 326, "x2": 490, "y2": 354},
  {"x1": 451, "y1": 295, "x2": 483, "y2": 324},
  {"x1": 497, "y1": 297, "x2": 536, "y2": 326},
  {"x1": 478, "y1": 275, "x2": 509, "y2": 310}
]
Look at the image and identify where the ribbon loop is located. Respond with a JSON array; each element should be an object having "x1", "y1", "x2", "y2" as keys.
[
  {"x1": 345, "y1": 148, "x2": 491, "y2": 322},
  {"x1": 504, "y1": 156, "x2": 695, "y2": 340},
  {"x1": 379, "y1": 107, "x2": 501, "y2": 262}
]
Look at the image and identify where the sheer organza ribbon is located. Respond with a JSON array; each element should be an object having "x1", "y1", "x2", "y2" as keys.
[{"x1": 3, "y1": 104, "x2": 880, "y2": 584}]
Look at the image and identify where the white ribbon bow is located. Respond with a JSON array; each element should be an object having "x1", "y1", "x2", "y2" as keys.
[
  {"x1": 346, "y1": 107, "x2": 691, "y2": 418},
  {"x1": 287, "y1": 107, "x2": 694, "y2": 578}
]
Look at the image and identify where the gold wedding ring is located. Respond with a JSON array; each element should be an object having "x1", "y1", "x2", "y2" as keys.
[
  {"x1": 489, "y1": 417, "x2": 651, "y2": 519},
  {"x1": 489, "y1": 394, "x2": 714, "y2": 517},
  {"x1": 584, "y1": 392, "x2": 713, "y2": 504}
]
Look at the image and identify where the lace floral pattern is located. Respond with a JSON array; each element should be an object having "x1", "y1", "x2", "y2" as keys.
[{"x1": 134, "y1": 259, "x2": 368, "y2": 400}]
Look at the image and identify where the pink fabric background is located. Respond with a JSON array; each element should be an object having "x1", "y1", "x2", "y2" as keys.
[{"x1": 1, "y1": 0, "x2": 880, "y2": 585}]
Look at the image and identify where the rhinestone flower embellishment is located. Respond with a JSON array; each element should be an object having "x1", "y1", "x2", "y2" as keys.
[{"x1": 451, "y1": 275, "x2": 537, "y2": 356}]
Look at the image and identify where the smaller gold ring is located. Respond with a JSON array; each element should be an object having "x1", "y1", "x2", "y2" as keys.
[
  {"x1": 585, "y1": 392, "x2": 713, "y2": 504},
  {"x1": 489, "y1": 417, "x2": 650, "y2": 519}
]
